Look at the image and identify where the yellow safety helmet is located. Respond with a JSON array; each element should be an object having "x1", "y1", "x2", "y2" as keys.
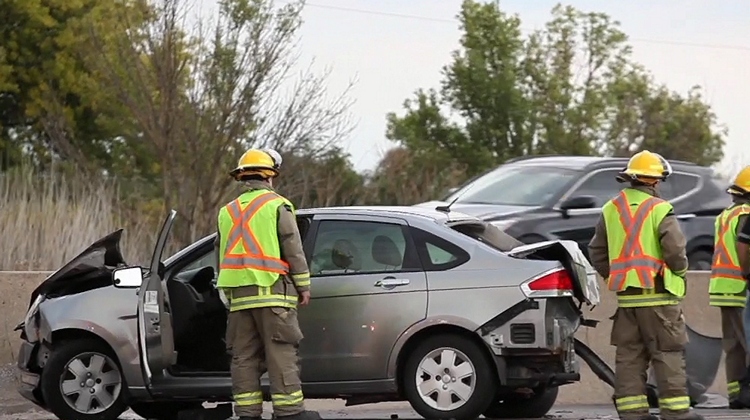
[
  {"x1": 616, "y1": 150, "x2": 672, "y2": 184},
  {"x1": 727, "y1": 166, "x2": 750, "y2": 196},
  {"x1": 229, "y1": 149, "x2": 278, "y2": 181}
]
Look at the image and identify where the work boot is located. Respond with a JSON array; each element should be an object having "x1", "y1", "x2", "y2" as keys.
[
  {"x1": 237, "y1": 417, "x2": 261, "y2": 420},
  {"x1": 729, "y1": 399, "x2": 747, "y2": 409},
  {"x1": 635, "y1": 415, "x2": 659, "y2": 420},
  {"x1": 734, "y1": 385, "x2": 750, "y2": 409},
  {"x1": 273, "y1": 410, "x2": 322, "y2": 420}
]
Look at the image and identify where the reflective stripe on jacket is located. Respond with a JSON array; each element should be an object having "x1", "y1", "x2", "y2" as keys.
[
  {"x1": 602, "y1": 188, "x2": 685, "y2": 307},
  {"x1": 709, "y1": 204, "x2": 750, "y2": 307},
  {"x1": 216, "y1": 189, "x2": 294, "y2": 291}
]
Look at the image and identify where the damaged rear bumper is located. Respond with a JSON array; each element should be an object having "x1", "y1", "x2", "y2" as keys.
[{"x1": 480, "y1": 297, "x2": 582, "y2": 388}]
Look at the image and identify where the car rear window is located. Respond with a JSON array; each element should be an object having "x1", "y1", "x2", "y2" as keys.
[
  {"x1": 448, "y1": 222, "x2": 523, "y2": 253},
  {"x1": 409, "y1": 227, "x2": 470, "y2": 271}
]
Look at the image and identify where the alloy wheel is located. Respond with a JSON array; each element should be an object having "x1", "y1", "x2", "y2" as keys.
[
  {"x1": 415, "y1": 347, "x2": 476, "y2": 411},
  {"x1": 59, "y1": 352, "x2": 122, "y2": 414}
]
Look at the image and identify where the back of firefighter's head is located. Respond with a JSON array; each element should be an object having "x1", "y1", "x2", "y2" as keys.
[
  {"x1": 727, "y1": 166, "x2": 750, "y2": 199},
  {"x1": 615, "y1": 150, "x2": 672, "y2": 187},
  {"x1": 229, "y1": 148, "x2": 283, "y2": 184}
]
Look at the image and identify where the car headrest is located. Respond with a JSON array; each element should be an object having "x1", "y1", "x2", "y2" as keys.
[
  {"x1": 372, "y1": 235, "x2": 402, "y2": 267},
  {"x1": 331, "y1": 239, "x2": 360, "y2": 270}
]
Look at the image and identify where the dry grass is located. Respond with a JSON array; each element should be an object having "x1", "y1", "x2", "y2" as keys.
[{"x1": 0, "y1": 167, "x2": 158, "y2": 271}]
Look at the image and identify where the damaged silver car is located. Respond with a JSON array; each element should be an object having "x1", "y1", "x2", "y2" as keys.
[{"x1": 15, "y1": 206, "x2": 600, "y2": 420}]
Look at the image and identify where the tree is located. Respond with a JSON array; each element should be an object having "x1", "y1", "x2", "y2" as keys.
[
  {"x1": 366, "y1": 147, "x2": 466, "y2": 205},
  {"x1": 0, "y1": 0, "x2": 139, "y2": 171},
  {"x1": 276, "y1": 147, "x2": 366, "y2": 208},
  {"x1": 75, "y1": 0, "x2": 355, "y2": 245},
  {"x1": 386, "y1": 1, "x2": 726, "y2": 176}
]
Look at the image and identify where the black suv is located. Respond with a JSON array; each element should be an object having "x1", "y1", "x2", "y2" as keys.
[{"x1": 416, "y1": 155, "x2": 731, "y2": 269}]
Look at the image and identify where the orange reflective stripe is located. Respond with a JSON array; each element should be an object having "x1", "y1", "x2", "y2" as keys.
[
  {"x1": 609, "y1": 192, "x2": 664, "y2": 291},
  {"x1": 711, "y1": 206, "x2": 747, "y2": 280},
  {"x1": 221, "y1": 192, "x2": 290, "y2": 274}
]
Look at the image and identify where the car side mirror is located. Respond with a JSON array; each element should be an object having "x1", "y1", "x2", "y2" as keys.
[
  {"x1": 559, "y1": 195, "x2": 597, "y2": 211},
  {"x1": 113, "y1": 266, "x2": 144, "y2": 288}
]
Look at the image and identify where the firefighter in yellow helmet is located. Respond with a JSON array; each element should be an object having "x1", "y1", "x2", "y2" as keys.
[
  {"x1": 588, "y1": 150, "x2": 703, "y2": 420},
  {"x1": 215, "y1": 149, "x2": 320, "y2": 420},
  {"x1": 709, "y1": 165, "x2": 750, "y2": 408}
]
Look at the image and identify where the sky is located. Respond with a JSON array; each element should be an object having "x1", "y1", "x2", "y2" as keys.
[{"x1": 188, "y1": 0, "x2": 750, "y2": 174}]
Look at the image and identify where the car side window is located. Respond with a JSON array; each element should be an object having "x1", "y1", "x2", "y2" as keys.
[
  {"x1": 661, "y1": 173, "x2": 700, "y2": 200},
  {"x1": 410, "y1": 227, "x2": 470, "y2": 271},
  {"x1": 177, "y1": 249, "x2": 217, "y2": 275},
  {"x1": 310, "y1": 220, "x2": 416, "y2": 276},
  {"x1": 568, "y1": 169, "x2": 621, "y2": 207},
  {"x1": 178, "y1": 215, "x2": 313, "y2": 275}
]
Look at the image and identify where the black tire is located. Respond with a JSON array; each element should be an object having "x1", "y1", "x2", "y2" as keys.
[
  {"x1": 402, "y1": 334, "x2": 497, "y2": 420},
  {"x1": 687, "y1": 250, "x2": 712, "y2": 271},
  {"x1": 40, "y1": 339, "x2": 128, "y2": 420},
  {"x1": 484, "y1": 386, "x2": 559, "y2": 419},
  {"x1": 130, "y1": 402, "x2": 202, "y2": 420}
]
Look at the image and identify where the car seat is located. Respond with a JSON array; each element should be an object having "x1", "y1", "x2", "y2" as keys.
[
  {"x1": 331, "y1": 238, "x2": 361, "y2": 272},
  {"x1": 372, "y1": 235, "x2": 402, "y2": 269}
]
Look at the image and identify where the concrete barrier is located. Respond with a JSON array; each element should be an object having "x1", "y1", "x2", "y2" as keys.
[
  {"x1": 0, "y1": 271, "x2": 728, "y2": 404},
  {"x1": 559, "y1": 271, "x2": 726, "y2": 404},
  {"x1": 0, "y1": 272, "x2": 53, "y2": 367}
]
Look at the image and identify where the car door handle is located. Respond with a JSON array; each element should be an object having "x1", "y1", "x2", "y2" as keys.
[{"x1": 374, "y1": 278, "x2": 410, "y2": 288}]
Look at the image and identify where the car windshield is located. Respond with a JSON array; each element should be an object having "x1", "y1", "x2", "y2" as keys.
[{"x1": 447, "y1": 165, "x2": 578, "y2": 206}]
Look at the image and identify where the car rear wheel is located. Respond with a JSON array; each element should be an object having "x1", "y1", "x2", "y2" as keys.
[
  {"x1": 402, "y1": 334, "x2": 497, "y2": 420},
  {"x1": 40, "y1": 339, "x2": 127, "y2": 420},
  {"x1": 483, "y1": 386, "x2": 559, "y2": 418}
]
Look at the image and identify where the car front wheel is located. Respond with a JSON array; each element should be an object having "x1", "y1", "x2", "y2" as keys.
[
  {"x1": 40, "y1": 339, "x2": 127, "y2": 420},
  {"x1": 402, "y1": 334, "x2": 497, "y2": 420},
  {"x1": 483, "y1": 386, "x2": 559, "y2": 418}
]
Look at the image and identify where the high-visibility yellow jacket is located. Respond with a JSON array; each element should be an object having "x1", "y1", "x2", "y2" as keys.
[{"x1": 602, "y1": 188, "x2": 685, "y2": 308}]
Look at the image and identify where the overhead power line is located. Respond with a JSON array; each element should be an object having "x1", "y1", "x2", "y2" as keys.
[{"x1": 298, "y1": 2, "x2": 750, "y2": 52}]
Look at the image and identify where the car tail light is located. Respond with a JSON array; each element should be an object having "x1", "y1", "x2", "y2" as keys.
[{"x1": 521, "y1": 268, "x2": 574, "y2": 298}]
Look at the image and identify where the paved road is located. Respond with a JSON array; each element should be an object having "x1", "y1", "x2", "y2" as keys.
[
  {"x1": 3, "y1": 365, "x2": 750, "y2": 420},
  {"x1": 3, "y1": 403, "x2": 750, "y2": 420}
]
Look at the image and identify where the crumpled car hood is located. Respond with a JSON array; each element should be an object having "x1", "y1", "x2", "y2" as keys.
[{"x1": 28, "y1": 229, "x2": 127, "y2": 304}]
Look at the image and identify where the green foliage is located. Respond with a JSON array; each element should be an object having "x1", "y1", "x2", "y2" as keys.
[
  {"x1": 0, "y1": 0, "x2": 731, "y2": 229},
  {"x1": 0, "y1": 0, "x2": 140, "y2": 171},
  {"x1": 386, "y1": 1, "x2": 727, "y2": 176}
]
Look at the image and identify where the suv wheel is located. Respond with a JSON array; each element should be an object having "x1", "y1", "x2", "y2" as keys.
[
  {"x1": 687, "y1": 250, "x2": 712, "y2": 271},
  {"x1": 483, "y1": 386, "x2": 559, "y2": 418},
  {"x1": 40, "y1": 339, "x2": 127, "y2": 420},
  {"x1": 402, "y1": 334, "x2": 497, "y2": 420}
]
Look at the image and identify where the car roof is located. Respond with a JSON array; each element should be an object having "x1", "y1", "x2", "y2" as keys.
[
  {"x1": 507, "y1": 155, "x2": 707, "y2": 173},
  {"x1": 296, "y1": 205, "x2": 481, "y2": 223}
]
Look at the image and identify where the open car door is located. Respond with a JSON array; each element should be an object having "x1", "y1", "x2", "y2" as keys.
[{"x1": 137, "y1": 209, "x2": 177, "y2": 388}]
